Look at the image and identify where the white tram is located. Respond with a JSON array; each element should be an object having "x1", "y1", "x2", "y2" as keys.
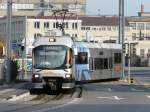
[{"x1": 32, "y1": 32, "x2": 122, "y2": 92}]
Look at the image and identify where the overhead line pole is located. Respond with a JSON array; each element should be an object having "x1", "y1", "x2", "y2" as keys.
[
  {"x1": 6, "y1": 0, "x2": 12, "y2": 83},
  {"x1": 119, "y1": 0, "x2": 125, "y2": 79}
]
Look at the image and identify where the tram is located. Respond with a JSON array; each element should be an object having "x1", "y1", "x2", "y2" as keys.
[{"x1": 31, "y1": 31, "x2": 122, "y2": 93}]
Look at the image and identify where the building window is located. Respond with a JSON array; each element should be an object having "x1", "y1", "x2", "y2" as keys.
[
  {"x1": 112, "y1": 27, "x2": 117, "y2": 31},
  {"x1": 34, "y1": 33, "x2": 41, "y2": 39},
  {"x1": 72, "y1": 23, "x2": 77, "y2": 29},
  {"x1": 86, "y1": 27, "x2": 90, "y2": 30},
  {"x1": 53, "y1": 22, "x2": 56, "y2": 28},
  {"x1": 102, "y1": 27, "x2": 106, "y2": 31},
  {"x1": 137, "y1": 23, "x2": 144, "y2": 30},
  {"x1": 34, "y1": 21, "x2": 40, "y2": 29},
  {"x1": 107, "y1": 27, "x2": 111, "y2": 31},
  {"x1": 65, "y1": 22, "x2": 68, "y2": 29},
  {"x1": 146, "y1": 23, "x2": 150, "y2": 30},
  {"x1": 44, "y1": 22, "x2": 49, "y2": 28},
  {"x1": 99, "y1": 27, "x2": 101, "y2": 31},
  {"x1": 140, "y1": 49, "x2": 145, "y2": 57},
  {"x1": 81, "y1": 27, "x2": 85, "y2": 30},
  {"x1": 93, "y1": 28, "x2": 96, "y2": 31},
  {"x1": 132, "y1": 33, "x2": 136, "y2": 40},
  {"x1": 130, "y1": 23, "x2": 136, "y2": 30}
]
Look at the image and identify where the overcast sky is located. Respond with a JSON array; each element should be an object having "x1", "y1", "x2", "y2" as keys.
[{"x1": 86, "y1": 0, "x2": 150, "y2": 16}]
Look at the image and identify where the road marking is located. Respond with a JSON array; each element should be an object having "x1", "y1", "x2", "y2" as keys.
[
  {"x1": 131, "y1": 88, "x2": 144, "y2": 92},
  {"x1": 31, "y1": 98, "x2": 83, "y2": 112},
  {"x1": 96, "y1": 96, "x2": 125, "y2": 100},
  {"x1": 95, "y1": 88, "x2": 112, "y2": 92},
  {"x1": 146, "y1": 95, "x2": 150, "y2": 99}
]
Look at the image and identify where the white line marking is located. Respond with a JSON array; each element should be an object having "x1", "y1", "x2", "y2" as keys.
[
  {"x1": 96, "y1": 96, "x2": 113, "y2": 100},
  {"x1": 146, "y1": 95, "x2": 150, "y2": 98},
  {"x1": 97, "y1": 96, "x2": 125, "y2": 100},
  {"x1": 31, "y1": 98, "x2": 83, "y2": 112},
  {"x1": 113, "y1": 96, "x2": 125, "y2": 100}
]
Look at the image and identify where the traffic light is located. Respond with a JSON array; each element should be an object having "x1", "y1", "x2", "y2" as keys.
[{"x1": 123, "y1": 44, "x2": 126, "y2": 53}]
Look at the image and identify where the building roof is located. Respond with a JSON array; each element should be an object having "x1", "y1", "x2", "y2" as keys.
[
  {"x1": 27, "y1": 16, "x2": 79, "y2": 20},
  {"x1": 79, "y1": 16, "x2": 129, "y2": 26},
  {"x1": 127, "y1": 16, "x2": 150, "y2": 22}
]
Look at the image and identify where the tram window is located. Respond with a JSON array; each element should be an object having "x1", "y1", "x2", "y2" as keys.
[
  {"x1": 76, "y1": 52, "x2": 88, "y2": 64},
  {"x1": 94, "y1": 58, "x2": 103, "y2": 70},
  {"x1": 114, "y1": 53, "x2": 121, "y2": 64},
  {"x1": 89, "y1": 57, "x2": 94, "y2": 70},
  {"x1": 104, "y1": 58, "x2": 108, "y2": 69},
  {"x1": 109, "y1": 57, "x2": 113, "y2": 69}
]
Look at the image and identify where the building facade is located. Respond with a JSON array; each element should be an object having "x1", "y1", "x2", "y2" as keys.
[
  {"x1": 0, "y1": 16, "x2": 82, "y2": 58},
  {"x1": 0, "y1": 0, "x2": 86, "y2": 17},
  {"x1": 79, "y1": 16, "x2": 132, "y2": 43},
  {"x1": 127, "y1": 17, "x2": 150, "y2": 58},
  {"x1": 0, "y1": 15, "x2": 150, "y2": 61}
]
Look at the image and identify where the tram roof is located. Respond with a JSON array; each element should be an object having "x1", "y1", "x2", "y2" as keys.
[{"x1": 74, "y1": 42, "x2": 122, "y2": 50}]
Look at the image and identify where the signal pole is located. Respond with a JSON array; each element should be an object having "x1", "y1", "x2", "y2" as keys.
[
  {"x1": 6, "y1": 0, "x2": 12, "y2": 83},
  {"x1": 119, "y1": 0, "x2": 125, "y2": 79}
]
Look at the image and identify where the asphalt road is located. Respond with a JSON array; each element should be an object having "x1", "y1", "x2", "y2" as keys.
[
  {"x1": 0, "y1": 69, "x2": 150, "y2": 112},
  {"x1": 0, "y1": 82, "x2": 150, "y2": 112}
]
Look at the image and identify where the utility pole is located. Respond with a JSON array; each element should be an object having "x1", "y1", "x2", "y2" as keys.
[
  {"x1": 119, "y1": 0, "x2": 125, "y2": 79},
  {"x1": 6, "y1": 0, "x2": 12, "y2": 83},
  {"x1": 128, "y1": 43, "x2": 131, "y2": 84}
]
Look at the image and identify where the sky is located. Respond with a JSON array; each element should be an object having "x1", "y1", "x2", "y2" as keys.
[{"x1": 86, "y1": 0, "x2": 150, "y2": 16}]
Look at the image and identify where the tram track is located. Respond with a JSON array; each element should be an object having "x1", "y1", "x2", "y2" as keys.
[{"x1": 0, "y1": 87, "x2": 82, "y2": 112}]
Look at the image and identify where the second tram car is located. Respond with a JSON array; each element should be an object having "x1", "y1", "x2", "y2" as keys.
[{"x1": 31, "y1": 32, "x2": 122, "y2": 93}]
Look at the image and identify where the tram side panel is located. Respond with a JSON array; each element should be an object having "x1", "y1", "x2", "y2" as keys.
[
  {"x1": 112, "y1": 50, "x2": 122, "y2": 78},
  {"x1": 89, "y1": 48, "x2": 113, "y2": 80},
  {"x1": 74, "y1": 43, "x2": 122, "y2": 82}
]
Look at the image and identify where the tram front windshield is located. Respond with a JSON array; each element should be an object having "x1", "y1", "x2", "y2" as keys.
[{"x1": 33, "y1": 45, "x2": 72, "y2": 69}]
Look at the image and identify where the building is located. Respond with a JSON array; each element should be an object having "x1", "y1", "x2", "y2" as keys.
[
  {"x1": 0, "y1": 0, "x2": 86, "y2": 17},
  {"x1": 126, "y1": 4, "x2": 150, "y2": 59},
  {"x1": 0, "y1": 16, "x2": 82, "y2": 58},
  {"x1": 0, "y1": 14, "x2": 149, "y2": 62},
  {"x1": 79, "y1": 16, "x2": 132, "y2": 43}
]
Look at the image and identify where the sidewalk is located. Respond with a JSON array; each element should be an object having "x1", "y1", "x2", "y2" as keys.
[{"x1": 0, "y1": 82, "x2": 33, "y2": 101}]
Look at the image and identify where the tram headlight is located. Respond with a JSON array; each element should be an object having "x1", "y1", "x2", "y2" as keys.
[
  {"x1": 34, "y1": 74, "x2": 40, "y2": 78},
  {"x1": 65, "y1": 74, "x2": 72, "y2": 79},
  {"x1": 32, "y1": 74, "x2": 42, "y2": 83}
]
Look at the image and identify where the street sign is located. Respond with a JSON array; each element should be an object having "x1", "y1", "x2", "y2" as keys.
[{"x1": 12, "y1": 42, "x2": 17, "y2": 48}]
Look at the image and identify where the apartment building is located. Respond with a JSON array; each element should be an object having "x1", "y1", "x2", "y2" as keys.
[{"x1": 0, "y1": 0, "x2": 86, "y2": 17}]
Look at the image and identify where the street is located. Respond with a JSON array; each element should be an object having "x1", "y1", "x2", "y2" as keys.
[{"x1": 0, "y1": 71, "x2": 150, "y2": 112}]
